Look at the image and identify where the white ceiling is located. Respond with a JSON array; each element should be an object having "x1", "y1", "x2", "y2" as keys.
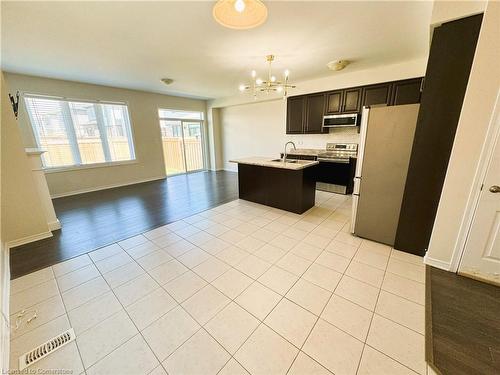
[{"x1": 1, "y1": 1, "x2": 433, "y2": 100}]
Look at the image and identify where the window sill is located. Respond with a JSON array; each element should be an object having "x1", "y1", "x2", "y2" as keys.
[{"x1": 43, "y1": 159, "x2": 138, "y2": 174}]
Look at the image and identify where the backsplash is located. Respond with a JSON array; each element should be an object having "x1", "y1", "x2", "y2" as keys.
[{"x1": 285, "y1": 127, "x2": 360, "y2": 149}]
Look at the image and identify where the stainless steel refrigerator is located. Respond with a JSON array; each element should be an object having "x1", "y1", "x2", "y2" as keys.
[{"x1": 351, "y1": 104, "x2": 420, "y2": 246}]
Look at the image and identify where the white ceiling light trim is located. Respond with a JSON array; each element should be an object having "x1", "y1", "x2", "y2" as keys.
[{"x1": 213, "y1": 0, "x2": 268, "y2": 30}]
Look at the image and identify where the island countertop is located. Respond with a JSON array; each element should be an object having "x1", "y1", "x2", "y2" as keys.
[{"x1": 230, "y1": 156, "x2": 319, "y2": 170}]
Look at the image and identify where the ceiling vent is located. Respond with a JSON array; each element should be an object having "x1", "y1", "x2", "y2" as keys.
[{"x1": 18, "y1": 328, "x2": 75, "y2": 370}]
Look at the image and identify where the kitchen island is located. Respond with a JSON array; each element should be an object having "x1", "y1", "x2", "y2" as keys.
[{"x1": 230, "y1": 157, "x2": 319, "y2": 214}]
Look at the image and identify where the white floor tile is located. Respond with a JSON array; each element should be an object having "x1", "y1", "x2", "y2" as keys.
[
  {"x1": 212, "y1": 268, "x2": 253, "y2": 299},
  {"x1": 218, "y1": 358, "x2": 250, "y2": 375},
  {"x1": 114, "y1": 273, "x2": 159, "y2": 306},
  {"x1": 288, "y1": 352, "x2": 332, "y2": 375},
  {"x1": 235, "y1": 254, "x2": 272, "y2": 279},
  {"x1": 366, "y1": 315, "x2": 425, "y2": 374},
  {"x1": 218, "y1": 229, "x2": 247, "y2": 245},
  {"x1": 254, "y1": 243, "x2": 287, "y2": 263},
  {"x1": 10, "y1": 267, "x2": 54, "y2": 295},
  {"x1": 199, "y1": 237, "x2": 231, "y2": 255},
  {"x1": 291, "y1": 242, "x2": 324, "y2": 262},
  {"x1": 345, "y1": 261, "x2": 385, "y2": 288},
  {"x1": 136, "y1": 249, "x2": 173, "y2": 270},
  {"x1": 265, "y1": 298, "x2": 317, "y2": 347},
  {"x1": 77, "y1": 310, "x2": 138, "y2": 369},
  {"x1": 143, "y1": 225, "x2": 171, "y2": 240},
  {"x1": 162, "y1": 239, "x2": 196, "y2": 257},
  {"x1": 151, "y1": 232, "x2": 183, "y2": 248},
  {"x1": 177, "y1": 247, "x2": 212, "y2": 268},
  {"x1": 321, "y1": 294, "x2": 373, "y2": 342},
  {"x1": 235, "y1": 324, "x2": 298, "y2": 375},
  {"x1": 235, "y1": 282, "x2": 282, "y2": 320},
  {"x1": 236, "y1": 236, "x2": 265, "y2": 253},
  {"x1": 181, "y1": 285, "x2": 230, "y2": 325},
  {"x1": 335, "y1": 276, "x2": 380, "y2": 311},
  {"x1": 258, "y1": 265, "x2": 298, "y2": 295},
  {"x1": 149, "y1": 259, "x2": 188, "y2": 285},
  {"x1": 87, "y1": 334, "x2": 159, "y2": 375},
  {"x1": 354, "y1": 248, "x2": 389, "y2": 270},
  {"x1": 315, "y1": 251, "x2": 350, "y2": 273},
  {"x1": 102, "y1": 261, "x2": 145, "y2": 288},
  {"x1": 277, "y1": 253, "x2": 312, "y2": 276},
  {"x1": 302, "y1": 233, "x2": 332, "y2": 249},
  {"x1": 10, "y1": 294, "x2": 65, "y2": 340},
  {"x1": 286, "y1": 278, "x2": 332, "y2": 316},
  {"x1": 390, "y1": 249, "x2": 424, "y2": 266},
  {"x1": 126, "y1": 288, "x2": 177, "y2": 331},
  {"x1": 164, "y1": 270, "x2": 207, "y2": 303},
  {"x1": 10, "y1": 278, "x2": 59, "y2": 315},
  {"x1": 89, "y1": 243, "x2": 124, "y2": 263},
  {"x1": 52, "y1": 254, "x2": 92, "y2": 277},
  {"x1": 193, "y1": 257, "x2": 230, "y2": 282},
  {"x1": 215, "y1": 246, "x2": 249, "y2": 267},
  {"x1": 302, "y1": 263, "x2": 342, "y2": 292},
  {"x1": 325, "y1": 240, "x2": 359, "y2": 259},
  {"x1": 68, "y1": 291, "x2": 122, "y2": 335},
  {"x1": 382, "y1": 272, "x2": 425, "y2": 305},
  {"x1": 142, "y1": 306, "x2": 200, "y2": 361},
  {"x1": 162, "y1": 329, "x2": 230, "y2": 375},
  {"x1": 94, "y1": 251, "x2": 133, "y2": 274},
  {"x1": 125, "y1": 240, "x2": 160, "y2": 260},
  {"x1": 205, "y1": 302, "x2": 259, "y2": 354},
  {"x1": 358, "y1": 345, "x2": 418, "y2": 375},
  {"x1": 386, "y1": 258, "x2": 425, "y2": 283},
  {"x1": 56, "y1": 263, "x2": 100, "y2": 292},
  {"x1": 334, "y1": 232, "x2": 363, "y2": 247},
  {"x1": 375, "y1": 291, "x2": 425, "y2": 334},
  {"x1": 303, "y1": 318, "x2": 364, "y2": 375},
  {"x1": 119, "y1": 234, "x2": 149, "y2": 250},
  {"x1": 269, "y1": 234, "x2": 299, "y2": 251},
  {"x1": 62, "y1": 276, "x2": 110, "y2": 311}
]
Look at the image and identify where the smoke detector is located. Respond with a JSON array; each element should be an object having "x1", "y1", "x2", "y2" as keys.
[
  {"x1": 327, "y1": 60, "x2": 350, "y2": 71},
  {"x1": 161, "y1": 78, "x2": 174, "y2": 85}
]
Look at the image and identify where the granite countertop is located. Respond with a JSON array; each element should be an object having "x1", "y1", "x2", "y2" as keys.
[
  {"x1": 285, "y1": 148, "x2": 324, "y2": 156},
  {"x1": 230, "y1": 157, "x2": 319, "y2": 170}
]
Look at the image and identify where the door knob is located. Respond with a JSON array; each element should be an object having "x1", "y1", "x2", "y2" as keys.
[{"x1": 489, "y1": 185, "x2": 500, "y2": 193}]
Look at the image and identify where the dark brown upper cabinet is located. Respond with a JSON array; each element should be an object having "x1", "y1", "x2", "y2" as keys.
[
  {"x1": 342, "y1": 88, "x2": 362, "y2": 113},
  {"x1": 305, "y1": 93, "x2": 327, "y2": 134},
  {"x1": 325, "y1": 91, "x2": 343, "y2": 114},
  {"x1": 391, "y1": 78, "x2": 423, "y2": 105},
  {"x1": 286, "y1": 77, "x2": 423, "y2": 134},
  {"x1": 286, "y1": 96, "x2": 305, "y2": 134},
  {"x1": 362, "y1": 83, "x2": 392, "y2": 107}
]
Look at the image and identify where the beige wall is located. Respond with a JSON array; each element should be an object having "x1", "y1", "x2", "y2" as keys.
[
  {"x1": 427, "y1": 1, "x2": 499, "y2": 268},
  {"x1": 1, "y1": 73, "x2": 50, "y2": 244},
  {"x1": 4, "y1": 73, "x2": 207, "y2": 197},
  {"x1": 214, "y1": 58, "x2": 428, "y2": 172}
]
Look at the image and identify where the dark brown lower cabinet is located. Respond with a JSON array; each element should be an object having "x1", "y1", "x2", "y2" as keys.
[{"x1": 394, "y1": 14, "x2": 483, "y2": 256}]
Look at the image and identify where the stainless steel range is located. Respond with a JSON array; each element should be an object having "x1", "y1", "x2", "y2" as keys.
[{"x1": 316, "y1": 143, "x2": 358, "y2": 194}]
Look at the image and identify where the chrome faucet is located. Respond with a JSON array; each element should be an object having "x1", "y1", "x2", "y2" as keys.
[{"x1": 283, "y1": 141, "x2": 297, "y2": 162}]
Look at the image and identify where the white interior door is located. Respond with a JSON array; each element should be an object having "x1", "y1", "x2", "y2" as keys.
[{"x1": 459, "y1": 104, "x2": 500, "y2": 285}]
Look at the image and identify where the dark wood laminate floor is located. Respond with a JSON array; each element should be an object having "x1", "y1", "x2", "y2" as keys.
[
  {"x1": 426, "y1": 266, "x2": 500, "y2": 375},
  {"x1": 10, "y1": 171, "x2": 238, "y2": 279}
]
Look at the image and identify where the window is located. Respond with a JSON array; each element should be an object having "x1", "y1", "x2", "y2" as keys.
[{"x1": 25, "y1": 95, "x2": 135, "y2": 169}]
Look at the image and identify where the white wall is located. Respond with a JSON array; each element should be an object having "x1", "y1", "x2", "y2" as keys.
[
  {"x1": 215, "y1": 58, "x2": 427, "y2": 171},
  {"x1": 4, "y1": 73, "x2": 207, "y2": 197},
  {"x1": 426, "y1": 1, "x2": 499, "y2": 269}
]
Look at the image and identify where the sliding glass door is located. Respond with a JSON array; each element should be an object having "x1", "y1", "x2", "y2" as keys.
[{"x1": 158, "y1": 109, "x2": 205, "y2": 176}]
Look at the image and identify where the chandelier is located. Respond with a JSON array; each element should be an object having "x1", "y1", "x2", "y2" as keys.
[{"x1": 239, "y1": 55, "x2": 296, "y2": 99}]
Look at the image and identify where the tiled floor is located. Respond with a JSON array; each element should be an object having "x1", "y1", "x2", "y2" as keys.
[{"x1": 10, "y1": 191, "x2": 430, "y2": 375}]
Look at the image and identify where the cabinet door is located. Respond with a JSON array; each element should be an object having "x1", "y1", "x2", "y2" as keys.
[
  {"x1": 391, "y1": 78, "x2": 423, "y2": 105},
  {"x1": 342, "y1": 88, "x2": 362, "y2": 112},
  {"x1": 286, "y1": 96, "x2": 305, "y2": 134},
  {"x1": 362, "y1": 83, "x2": 392, "y2": 107},
  {"x1": 326, "y1": 91, "x2": 343, "y2": 114},
  {"x1": 305, "y1": 94, "x2": 326, "y2": 134}
]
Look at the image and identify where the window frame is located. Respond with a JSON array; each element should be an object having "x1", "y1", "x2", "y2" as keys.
[{"x1": 23, "y1": 93, "x2": 137, "y2": 172}]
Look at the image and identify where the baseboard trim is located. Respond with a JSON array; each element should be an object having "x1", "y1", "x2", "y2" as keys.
[
  {"x1": 48, "y1": 219, "x2": 61, "y2": 231},
  {"x1": 50, "y1": 175, "x2": 166, "y2": 198},
  {"x1": 6, "y1": 231, "x2": 53, "y2": 249},
  {"x1": 0, "y1": 244, "x2": 10, "y2": 372},
  {"x1": 424, "y1": 255, "x2": 451, "y2": 271}
]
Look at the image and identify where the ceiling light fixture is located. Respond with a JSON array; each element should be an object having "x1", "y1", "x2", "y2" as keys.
[
  {"x1": 327, "y1": 60, "x2": 350, "y2": 71},
  {"x1": 213, "y1": 0, "x2": 268, "y2": 30},
  {"x1": 238, "y1": 55, "x2": 296, "y2": 99}
]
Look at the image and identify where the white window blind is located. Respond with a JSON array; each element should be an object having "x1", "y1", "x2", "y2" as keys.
[{"x1": 25, "y1": 95, "x2": 135, "y2": 169}]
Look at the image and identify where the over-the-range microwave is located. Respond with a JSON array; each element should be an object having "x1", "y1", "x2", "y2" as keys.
[{"x1": 323, "y1": 113, "x2": 359, "y2": 128}]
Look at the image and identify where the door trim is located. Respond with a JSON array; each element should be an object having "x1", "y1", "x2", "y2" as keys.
[{"x1": 444, "y1": 90, "x2": 500, "y2": 272}]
